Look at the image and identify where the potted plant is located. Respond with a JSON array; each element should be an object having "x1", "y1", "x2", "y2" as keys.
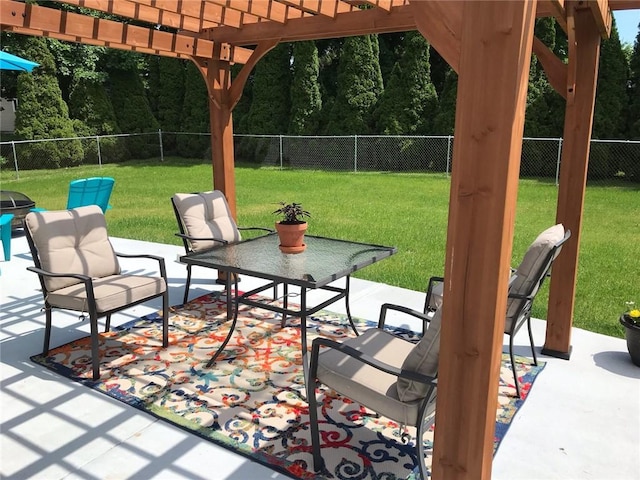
[
  {"x1": 273, "y1": 202, "x2": 310, "y2": 254},
  {"x1": 620, "y1": 301, "x2": 640, "y2": 367}
]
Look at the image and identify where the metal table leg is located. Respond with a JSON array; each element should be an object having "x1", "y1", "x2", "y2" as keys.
[{"x1": 206, "y1": 274, "x2": 239, "y2": 367}]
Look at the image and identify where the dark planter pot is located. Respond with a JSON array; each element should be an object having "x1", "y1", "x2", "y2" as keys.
[{"x1": 620, "y1": 315, "x2": 640, "y2": 367}]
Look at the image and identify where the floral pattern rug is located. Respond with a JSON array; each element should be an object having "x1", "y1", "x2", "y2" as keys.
[{"x1": 31, "y1": 292, "x2": 545, "y2": 480}]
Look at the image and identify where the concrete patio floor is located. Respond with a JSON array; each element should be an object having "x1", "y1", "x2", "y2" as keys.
[{"x1": 1, "y1": 232, "x2": 638, "y2": 479}]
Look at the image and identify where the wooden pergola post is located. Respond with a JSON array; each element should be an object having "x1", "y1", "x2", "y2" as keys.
[
  {"x1": 206, "y1": 52, "x2": 237, "y2": 217},
  {"x1": 544, "y1": 5, "x2": 602, "y2": 358},
  {"x1": 431, "y1": 2, "x2": 536, "y2": 479}
]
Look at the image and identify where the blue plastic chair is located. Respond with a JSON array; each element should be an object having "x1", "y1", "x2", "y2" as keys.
[
  {"x1": 0, "y1": 213, "x2": 15, "y2": 261},
  {"x1": 66, "y1": 177, "x2": 115, "y2": 213}
]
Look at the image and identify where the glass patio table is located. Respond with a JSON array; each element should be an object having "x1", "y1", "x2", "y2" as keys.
[{"x1": 180, "y1": 233, "x2": 397, "y2": 397}]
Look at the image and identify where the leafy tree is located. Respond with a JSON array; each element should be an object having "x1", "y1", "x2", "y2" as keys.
[
  {"x1": 178, "y1": 61, "x2": 210, "y2": 158},
  {"x1": 68, "y1": 78, "x2": 129, "y2": 163},
  {"x1": 48, "y1": 40, "x2": 106, "y2": 103},
  {"x1": 289, "y1": 41, "x2": 322, "y2": 135},
  {"x1": 325, "y1": 35, "x2": 382, "y2": 134},
  {"x1": 13, "y1": 36, "x2": 84, "y2": 169},
  {"x1": 108, "y1": 67, "x2": 160, "y2": 159}
]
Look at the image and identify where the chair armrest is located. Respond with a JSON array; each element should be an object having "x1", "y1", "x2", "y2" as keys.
[
  {"x1": 26, "y1": 266, "x2": 91, "y2": 282},
  {"x1": 115, "y1": 252, "x2": 168, "y2": 280},
  {"x1": 175, "y1": 233, "x2": 228, "y2": 244},
  {"x1": 27, "y1": 266, "x2": 97, "y2": 304},
  {"x1": 378, "y1": 303, "x2": 431, "y2": 330},
  {"x1": 309, "y1": 336, "x2": 437, "y2": 386}
]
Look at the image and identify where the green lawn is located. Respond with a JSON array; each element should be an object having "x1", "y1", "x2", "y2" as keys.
[{"x1": 3, "y1": 157, "x2": 638, "y2": 338}]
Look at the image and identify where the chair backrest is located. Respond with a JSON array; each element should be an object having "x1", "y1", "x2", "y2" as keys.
[
  {"x1": 505, "y1": 224, "x2": 571, "y2": 332},
  {"x1": 396, "y1": 306, "x2": 442, "y2": 403},
  {"x1": 66, "y1": 177, "x2": 115, "y2": 213},
  {"x1": 24, "y1": 205, "x2": 120, "y2": 293},
  {"x1": 172, "y1": 191, "x2": 241, "y2": 253}
]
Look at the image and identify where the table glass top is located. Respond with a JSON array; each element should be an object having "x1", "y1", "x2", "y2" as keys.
[{"x1": 181, "y1": 234, "x2": 397, "y2": 288}]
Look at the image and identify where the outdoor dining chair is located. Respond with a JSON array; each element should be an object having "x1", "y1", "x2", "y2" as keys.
[
  {"x1": 66, "y1": 177, "x2": 115, "y2": 213},
  {"x1": 171, "y1": 191, "x2": 273, "y2": 306},
  {"x1": 420, "y1": 224, "x2": 571, "y2": 398},
  {"x1": 24, "y1": 205, "x2": 169, "y2": 380},
  {"x1": 308, "y1": 303, "x2": 441, "y2": 480}
]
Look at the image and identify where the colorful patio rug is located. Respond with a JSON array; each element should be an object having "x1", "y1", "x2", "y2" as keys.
[{"x1": 31, "y1": 292, "x2": 545, "y2": 479}]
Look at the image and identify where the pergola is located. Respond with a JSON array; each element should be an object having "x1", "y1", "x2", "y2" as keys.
[{"x1": 2, "y1": 0, "x2": 638, "y2": 478}]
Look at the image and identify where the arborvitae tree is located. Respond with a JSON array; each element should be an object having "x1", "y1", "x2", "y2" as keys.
[
  {"x1": 178, "y1": 61, "x2": 210, "y2": 158},
  {"x1": 68, "y1": 78, "x2": 129, "y2": 162},
  {"x1": 432, "y1": 68, "x2": 458, "y2": 135},
  {"x1": 147, "y1": 55, "x2": 162, "y2": 118},
  {"x1": 289, "y1": 41, "x2": 322, "y2": 135},
  {"x1": 428, "y1": 46, "x2": 449, "y2": 98},
  {"x1": 593, "y1": 22, "x2": 628, "y2": 139},
  {"x1": 316, "y1": 39, "x2": 342, "y2": 129},
  {"x1": 628, "y1": 23, "x2": 640, "y2": 139},
  {"x1": 374, "y1": 32, "x2": 437, "y2": 135},
  {"x1": 325, "y1": 35, "x2": 382, "y2": 134},
  {"x1": 621, "y1": 22, "x2": 640, "y2": 181},
  {"x1": 378, "y1": 33, "x2": 405, "y2": 87},
  {"x1": 231, "y1": 63, "x2": 253, "y2": 134},
  {"x1": 14, "y1": 36, "x2": 84, "y2": 169},
  {"x1": 108, "y1": 67, "x2": 160, "y2": 159},
  {"x1": 246, "y1": 43, "x2": 291, "y2": 134},
  {"x1": 525, "y1": 18, "x2": 565, "y2": 139},
  {"x1": 152, "y1": 57, "x2": 185, "y2": 153}
]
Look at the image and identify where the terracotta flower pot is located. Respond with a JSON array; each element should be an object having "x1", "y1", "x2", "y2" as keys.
[
  {"x1": 620, "y1": 315, "x2": 640, "y2": 367},
  {"x1": 275, "y1": 222, "x2": 307, "y2": 254}
]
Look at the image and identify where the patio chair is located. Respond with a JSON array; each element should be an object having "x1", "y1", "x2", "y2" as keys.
[
  {"x1": 423, "y1": 224, "x2": 571, "y2": 398},
  {"x1": 308, "y1": 304, "x2": 441, "y2": 480},
  {"x1": 24, "y1": 205, "x2": 169, "y2": 381},
  {"x1": 171, "y1": 191, "x2": 273, "y2": 305},
  {"x1": 66, "y1": 177, "x2": 115, "y2": 213}
]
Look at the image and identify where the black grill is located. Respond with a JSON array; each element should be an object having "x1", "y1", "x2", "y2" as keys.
[{"x1": 0, "y1": 191, "x2": 37, "y2": 228}]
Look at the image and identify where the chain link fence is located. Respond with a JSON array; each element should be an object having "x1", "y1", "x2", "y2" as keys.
[{"x1": 1, "y1": 131, "x2": 638, "y2": 183}]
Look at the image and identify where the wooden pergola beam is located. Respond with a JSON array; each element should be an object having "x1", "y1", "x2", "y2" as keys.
[
  {"x1": 0, "y1": 0, "x2": 252, "y2": 62},
  {"x1": 409, "y1": 0, "x2": 462, "y2": 73},
  {"x1": 204, "y1": 4, "x2": 418, "y2": 45},
  {"x1": 532, "y1": 36, "x2": 568, "y2": 98}
]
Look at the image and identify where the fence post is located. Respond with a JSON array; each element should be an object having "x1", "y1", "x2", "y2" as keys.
[
  {"x1": 279, "y1": 135, "x2": 283, "y2": 169},
  {"x1": 158, "y1": 129, "x2": 164, "y2": 162},
  {"x1": 446, "y1": 135, "x2": 452, "y2": 177},
  {"x1": 354, "y1": 135, "x2": 358, "y2": 173},
  {"x1": 11, "y1": 141, "x2": 19, "y2": 179},
  {"x1": 555, "y1": 137, "x2": 563, "y2": 186},
  {"x1": 96, "y1": 136, "x2": 103, "y2": 167}
]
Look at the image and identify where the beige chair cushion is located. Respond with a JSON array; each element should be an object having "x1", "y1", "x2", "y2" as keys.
[
  {"x1": 505, "y1": 224, "x2": 565, "y2": 331},
  {"x1": 172, "y1": 191, "x2": 241, "y2": 252},
  {"x1": 396, "y1": 307, "x2": 442, "y2": 402},
  {"x1": 47, "y1": 274, "x2": 166, "y2": 313},
  {"x1": 25, "y1": 206, "x2": 120, "y2": 293},
  {"x1": 316, "y1": 328, "x2": 435, "y2": 427}
]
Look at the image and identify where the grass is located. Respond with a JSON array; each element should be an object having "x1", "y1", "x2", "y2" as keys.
[{"x1": 2, "y1": 157, "x2": 638, "y2": 338}]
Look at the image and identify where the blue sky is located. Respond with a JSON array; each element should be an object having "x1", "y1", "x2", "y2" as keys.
[{"x1": 613, "y1": 9, "x2": 640, "y2": 45}]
